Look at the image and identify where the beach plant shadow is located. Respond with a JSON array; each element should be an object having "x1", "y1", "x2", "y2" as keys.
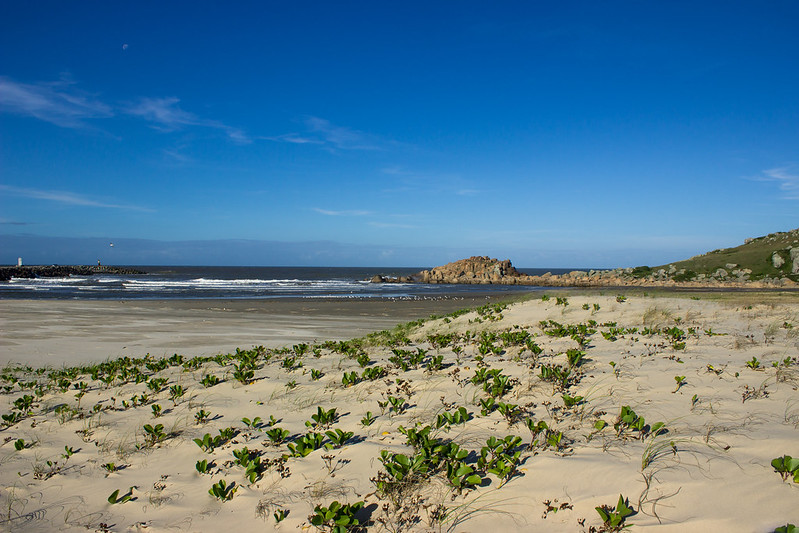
[
  {"x1": 341, "y1": 434, "x2": 366, "y2": 446},
  {"x1": 357, "y1": 502, "x2": 379, "y2": 530}
]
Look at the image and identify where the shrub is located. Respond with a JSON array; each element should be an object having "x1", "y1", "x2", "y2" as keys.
[
  {"x1": 287, "y1": 432, "x2": 325, "y2": 457},
  {"x1": 265, "y1": 427, "x2": 290, "y2": 445},
  {"x1": 209, "y1": 480, "x2": 237, "y2": 501},
  {"x1": 201, "y1": 374, "x2": 220, "y2": 388},
  {"x1": 324, "y1": 428, "x2": 354, "y2": 449},
  {"x1": 306, "y1": 407, "x2": 338, "y2": 429},
  {"x1": 771, "y1": 455, "x2": 799, "y2": 482},
  {"x1": 142, "y1": 423, "x2": 166, "y2": 446},
  {"x1": 309, "y1": 500, "x2": 364, "y2": 532},
  {"x1": 595, "y1": 494, "x2": 634, "y2": 531}
]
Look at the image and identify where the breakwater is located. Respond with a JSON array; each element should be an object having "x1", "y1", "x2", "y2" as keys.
[{"x1": 0, "y1": 265, "x2": 145, "y2": 282}]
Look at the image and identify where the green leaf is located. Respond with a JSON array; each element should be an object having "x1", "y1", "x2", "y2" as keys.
[
  {"x1": 455, "y1": 465, "x2": 473, "y2": 477},
  {"x1": 465, "y1": 474, "x2": 482, "y2": 485},
  {"x1": 772, "y1": 455, "x2": 798, "y2": 473},
  {"x1": 617, "y1": 495, "x2": 633, "y2": 518}
]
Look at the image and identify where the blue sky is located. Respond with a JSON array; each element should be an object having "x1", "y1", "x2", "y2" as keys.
[{"x1": 1, "y1": 1, "x2": 797, "y2": 267}]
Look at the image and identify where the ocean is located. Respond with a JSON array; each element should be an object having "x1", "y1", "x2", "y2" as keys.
[{"x1": 0, "y1": 266, "x2": 572, "y2": 300}]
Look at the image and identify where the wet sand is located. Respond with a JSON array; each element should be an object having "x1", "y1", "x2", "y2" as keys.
[{"x1": 0, "y1": 295, "x2": 520, "y2": 367}]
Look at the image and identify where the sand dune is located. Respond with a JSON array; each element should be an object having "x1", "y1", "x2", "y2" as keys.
[{"x1": 0, "y1": 293, "x2": 797, "y2": 531}]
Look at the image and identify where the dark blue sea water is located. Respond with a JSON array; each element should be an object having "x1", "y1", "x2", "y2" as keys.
[{"x1": 0, "y1": 266, "x2": 573, "y2": 300}]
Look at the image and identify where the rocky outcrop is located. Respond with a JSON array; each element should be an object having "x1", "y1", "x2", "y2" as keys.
[
  {"x1": 372, "y1": 227, "x2": 799, "y2": 289},
  {"x1": 0, "y1": 265, "x2": 144, "y2": 282},
  {"x1": 417, "y1": 256, "x2": 524, "y2": 284},
  {"x1": 370, "y1": 257, "x2": 798, "y2": 289}
]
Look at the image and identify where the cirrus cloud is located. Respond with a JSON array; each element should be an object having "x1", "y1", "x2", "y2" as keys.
[
  {"x1": 126, "y1": 97, "x2": 250, "y2": 143},
  {"x1": 312, "y1": 208, "x2": 372, "y2": 216},
  {"x1": 266, "y1": 116, "x2": 388, "y2": 151},
  {"x1": 0, "y1": 184, "x2": 152, "y2": 211},
  {"x1": 760, "y1": 167, "x2": 799, "y2": 200},
  {"x1": 0, "y1": 76, "x2": 112, "y2": 128},
  {"x1": 0, "y1": 75, "x2": 250, "y2": 144}
]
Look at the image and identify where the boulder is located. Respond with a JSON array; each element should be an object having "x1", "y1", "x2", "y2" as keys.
[
  {"x1": 772, "y1": 252, "x2": 785, "y2": 269},
  {"x1": 418, "y1": 256, "x2": 524, "y2": 284},
  {"x1": 791, "y1": 248, "x2": 799, "y2": 274}
]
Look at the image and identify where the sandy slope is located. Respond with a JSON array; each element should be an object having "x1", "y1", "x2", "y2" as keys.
[{"x1": 0, "y1": 294, "x2": 797, "y2": 532}]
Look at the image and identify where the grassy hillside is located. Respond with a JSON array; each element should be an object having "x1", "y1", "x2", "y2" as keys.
[{"x1": 631, "y1": 228, "x2": 799, "y2": 282}]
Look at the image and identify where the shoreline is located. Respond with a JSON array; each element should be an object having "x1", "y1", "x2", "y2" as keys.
[
  {"x1": 3, "y1": 289, "x2": 796, "y2": 368},
  {"x1": 0, "y1": 294, "x2": 524, "y2": 368}
]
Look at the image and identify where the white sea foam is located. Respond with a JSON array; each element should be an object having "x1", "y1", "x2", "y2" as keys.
[
  {"x1": 6, "y1": 277, "x2": 95, "y2": 291},
  {"x1": 122, "y1": 278, "x2": 366, "y2": 291},
  {"x1": 6, "y1": 283, "x2": 51, "y2": 291},
  {"x1": 9, "y1": 276, "x2": 88, "y2": 284}
]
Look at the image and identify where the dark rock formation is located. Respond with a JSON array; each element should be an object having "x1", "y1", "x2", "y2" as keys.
[
  {"x1": 0, "y1": 265, "x2": 145, "y2": 282},
  {"x1": 417, "y1": 256, "x2": 523, "y2": 284}
]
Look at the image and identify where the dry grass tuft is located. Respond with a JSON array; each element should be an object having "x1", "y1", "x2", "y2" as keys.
[{"x1": 642, "y1": 307, "x2": 673, "y2": 328}]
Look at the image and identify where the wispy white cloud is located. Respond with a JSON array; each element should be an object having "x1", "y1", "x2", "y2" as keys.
[
  {"x1": 759, "y1": 167, "x2": 799, "y2": 200},
  {"x1": 380, "y1": 166, "x2": 482, "y2": 197},
  {"x1": 264, "y1": 133, "x2": 324, "y2": 145},
  {"x1": 162, "y1": 150, "x2": 193, "y2": 163},
  {"x1": 368, "y1": 221, "x2": 419, "y2": 229},
  {"x1": 268, "y1": 116, "x2": 385, "y2": 151},
  {"x1": 305, "y1": 116, "x2": 380, "y2": 150},
  {"x1": 126, "y1": 97, "x2": 193, "y2": 129},
  {"x1": 126, "y1": 97, "x2": 250, "y2": 143},
  {"x1": 0, "y1": 76, "x2": 112, "y2": 128},
  {"x1": 380, "y1": 166, "x2": 407, "y2": 176},
  {"x1": 312, "y1": 208, "x2": 372, "y2": 216},
  {"x1": 0, "y1": 184, "x2": 152, "y2": 211},
  {"x1": 0, "y1": 76, "x2": 250, "y2": 144}
]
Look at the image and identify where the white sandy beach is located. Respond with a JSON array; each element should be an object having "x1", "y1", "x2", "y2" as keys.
[{"x1": 0, "y1": 293, "x2": 797, "y2": 532}]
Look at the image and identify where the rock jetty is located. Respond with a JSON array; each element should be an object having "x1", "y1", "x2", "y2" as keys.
[{"x1": 0, "y1": 265, "x2": 144, "y2": 282}]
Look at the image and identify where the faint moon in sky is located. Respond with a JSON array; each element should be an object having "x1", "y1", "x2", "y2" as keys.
[{"x1": 122, "y1": 44, "x2": 128, "y2": 50}]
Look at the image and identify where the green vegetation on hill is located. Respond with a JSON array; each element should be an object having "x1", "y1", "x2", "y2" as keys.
[{"x1": 631, "y1": 228, "x2": 799, "y2": 283}]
